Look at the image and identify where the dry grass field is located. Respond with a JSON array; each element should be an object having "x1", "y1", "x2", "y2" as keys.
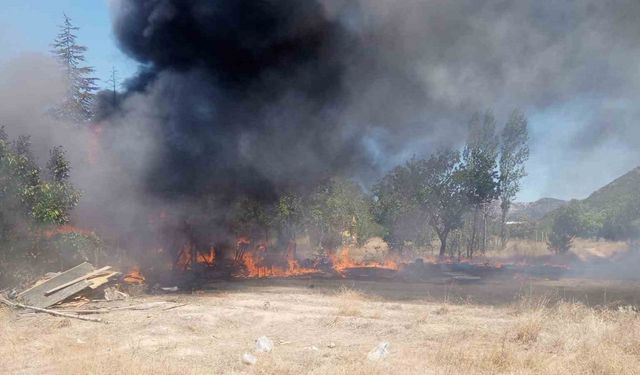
[
  {"x1": 2, "y1": 278, "x2": 640, "y2": 375},
  {"x1": 488, "y1": 238, "x2": 629, "y2": 260}
]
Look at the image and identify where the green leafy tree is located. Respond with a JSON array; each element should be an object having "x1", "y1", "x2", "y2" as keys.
[
  {"x1": 0, "y1": 135, "x2": 83, "y2": 285},
  {"x1": 0, "y1": 139, "x2": 79, "y2": 231},
  {"x1": 29, "y1": 181, "x2": 80, "y2": 225},
  {"x1": 377, "y1": 151, "x2": 468, "y2": 258},
  {"x1": 374, "y1": 159, "x2": 430, "y2": 252},
  {"x1": 51, "y1": 14, "x2": 98, "y2": 122},
  {"x1": 27, "y1": 145, "x2": 80, "y2": 225},
  {"x1": 231, "y1": 197, "x2": 274, "y2": 244},
  {"x1": 12, "y1": 135, "x2": 40, "y2": 188},
  {"x1": 47, "y1": 146, "x2": 71, "y2": 182},
  {"x1": 0, "y1": 133, "x2": 30, "y2": 246},
  {"x1": 548, "y1": 205, "x2": 581, "y2": 254},
  {"x1": 418, "y1": 150, "x2": 469, "y2": 257},
  {"x1": 461, "y1": 112, "x2": 500, "y2": 256},
  {"x1": 275, "y1": 193, "x2": 304, "y2": 248},
  {"x1": 498, "y1": 110, "x2": 529, "y2": 248},
  {"x1": 306, "y1": 177, "x2": 382, "y2": 250}
]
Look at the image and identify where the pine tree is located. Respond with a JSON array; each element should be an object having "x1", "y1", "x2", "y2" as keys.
[{"x1": 51, "y1": 14, "x2": 99, "y2": 123}]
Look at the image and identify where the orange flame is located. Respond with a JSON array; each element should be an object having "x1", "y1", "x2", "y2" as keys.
[
  {"x1": 196, "y1": 247, "x2": 216, "y2": 265},
  {"x1": 239, "y1": 241, "x2": 317, "y2": 278},
  {"x1": 171, "y1": 237, "x2": 400, "y2": 278},
  {"x1": 330, "y1": 247, "x2": 399, "y2": 274},
  {"x1": 239, "y1": 253, "x2": 318, "y2": 278},
  {"x1": 124, "y1": 266, "x2": 146, "y2": 285},
  {"x1": 176, "y1": 243, "x2": 217, "y2": 270}
]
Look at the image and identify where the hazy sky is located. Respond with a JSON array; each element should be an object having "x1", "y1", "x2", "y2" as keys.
[{"x1": 1, "y1": 0, "x2": 639, "y2": 202}]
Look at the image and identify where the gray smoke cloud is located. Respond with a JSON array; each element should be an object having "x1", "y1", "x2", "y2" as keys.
[{"x1": 330, "y1": 0, "x2": 640, "y2": 199}]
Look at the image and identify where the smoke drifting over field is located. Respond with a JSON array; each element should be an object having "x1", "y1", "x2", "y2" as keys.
[
  {"x1": 4, "y1": 0, "x2": 640, "y2": 247},
  {"x1": 101, "y1": 0, "x2": 640, "y2": 204}
]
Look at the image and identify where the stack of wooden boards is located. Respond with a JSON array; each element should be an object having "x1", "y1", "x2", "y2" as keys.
[{"x1": 16, "y1": 262, "x2": 120, "y2": 308}]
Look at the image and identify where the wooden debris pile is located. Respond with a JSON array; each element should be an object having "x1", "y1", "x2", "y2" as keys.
[
  {"x1": 15, "y1": 262, "x2": 121, "y2": 309},
  {"x1": 0, "y1": 262, "x2": 124, "y2": 322}
]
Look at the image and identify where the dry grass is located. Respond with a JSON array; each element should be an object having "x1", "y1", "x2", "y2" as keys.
[
  {"x1": 335, "y1": 286, "x2": 366, "y2": 317},
  {"x1": 484, "y1": 238, "x2": 629, "y2": 262},
  {"x1": 511, "y1": 311, "x2": 544, "y2": 344},
  {"x1": 495, "y1": 239, "x2": 550, "y2": 258},
  {"x1": 1, "y1": 280, "x2": 639, "y2": 374}
]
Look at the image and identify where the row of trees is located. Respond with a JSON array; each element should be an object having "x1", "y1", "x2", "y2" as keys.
[
  {"x1": 547, "y1": 200, "x2": 640, "y2": 253},
  {"x1": 374, "y1": 111, "x2": 529, "y2": 257},
  {"x1": 227, "y1": 111, "x2": 529, "y2": 259},
  {"x1": 227, "y1": 177, "x2": 383, "y2": 254}
]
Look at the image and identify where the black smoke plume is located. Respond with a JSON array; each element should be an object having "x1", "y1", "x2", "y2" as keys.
[{"x1": 108, "y1": 0, "x2": 374, "y2": 202}]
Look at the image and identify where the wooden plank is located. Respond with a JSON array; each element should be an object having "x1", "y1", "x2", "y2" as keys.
[
  {"x1": 18, "y1": 263, "x2": 93, "y2": 297},
  {"x1": 88, "y1": 272, "x2": 120, "y2": 289},
  {"x1": 18, "y1": 263, "x2": 95, "y2": 308},
  {"x1": 16, "y1": 276, "x2": 57, "y2": 298},
  {"x1": 45, "y1": 266, "x2": 112, "y2": 295},
  {"x1": 23, "y1": 280, "x2": 92, "y2": 308}
]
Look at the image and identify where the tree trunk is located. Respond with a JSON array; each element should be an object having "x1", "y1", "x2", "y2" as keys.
[
  {"x1": 482, "y1": 209, "x2": 487, "y2": 254},
  {"x1": 438, "y1": 230, "x2": 449, "y2": 258},
  {"x1": 468, "y1": 207, "x2": 479, "y2": 258},
  {"x1": 500, "y1": 206, "x2": 508, "y2": 249}
]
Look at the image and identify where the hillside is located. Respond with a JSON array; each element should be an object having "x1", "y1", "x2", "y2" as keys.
[
  {"x1": 543, "y1": 166, "x2": 640, "y2": 239},
  {"x1": 508, "y1": 198, "x2": 567, "y2": 222},
  {"x1": 581, "y1": 167, "x2": 640, "y2": 213}
]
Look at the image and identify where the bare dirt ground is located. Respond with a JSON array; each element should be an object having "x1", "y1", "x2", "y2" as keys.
[{"x1": 2, "y1": 278, "x2": 640, "y2": 374}]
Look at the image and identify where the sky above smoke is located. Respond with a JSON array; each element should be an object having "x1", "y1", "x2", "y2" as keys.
[{"x1": 2, "y1": 0, "x2": 640, "y2": 203}]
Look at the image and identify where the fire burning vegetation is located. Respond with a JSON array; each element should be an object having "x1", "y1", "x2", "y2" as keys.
[{"x1": 133, "y1": 236, "x2": 400, "y2": 281}]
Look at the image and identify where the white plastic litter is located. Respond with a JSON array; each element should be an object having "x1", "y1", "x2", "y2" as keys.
[
  {"x1": 255, "y1": 336, "x2": 274, "y2": 353},
  {"x1": 242, "y1": 352, "x2": 257, "y2": 365},
  {"x1": 367, "y1": 342, "x2": 389, "y2": 361}
]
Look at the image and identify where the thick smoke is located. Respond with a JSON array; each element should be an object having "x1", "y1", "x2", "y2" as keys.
[
  {"x1": 108, "y1": 0, "x2": 377, "y2": 201},
  {"x1": 91, "y1": 0, "x2": 640, "y2": 252},
  {"x1": 104, "y1": 0, "x2": 640, "y2": 203}
]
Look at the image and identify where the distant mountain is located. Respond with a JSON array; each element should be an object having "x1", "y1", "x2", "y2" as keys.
[{"x1": 508, "y1": 198, "x2": 568, "y2": 222}]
